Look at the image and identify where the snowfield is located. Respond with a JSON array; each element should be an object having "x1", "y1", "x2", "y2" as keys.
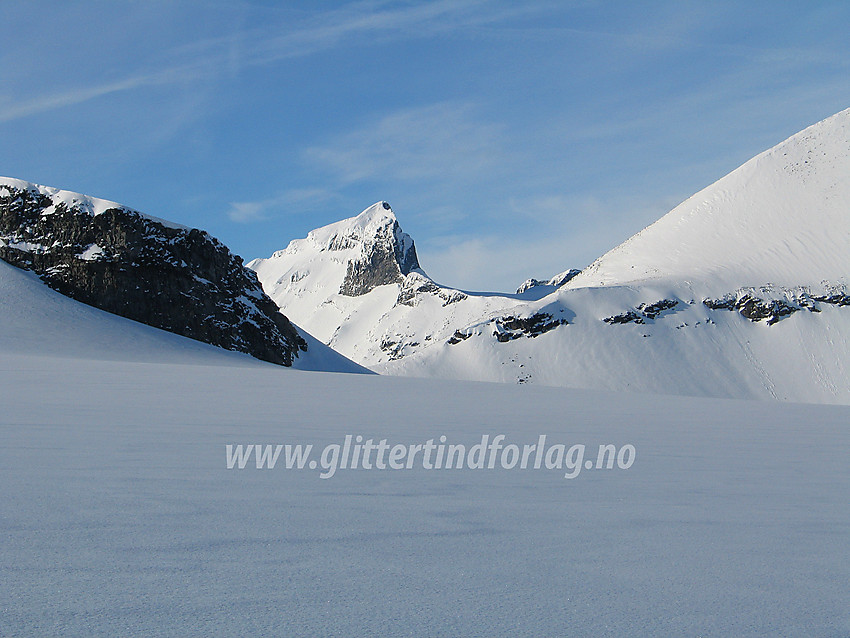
[
  {"x1": 567, "y1": 107, "x2": 850, "y2": 292},
  {"x1": 2, "y1": 257, "x2": 850, "y2": 636}
]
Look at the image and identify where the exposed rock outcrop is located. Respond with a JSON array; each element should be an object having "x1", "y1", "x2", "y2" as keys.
[
  {"x1": 492, "y1": 312, "x2": 568, "y2": 342},
  {"x1": 396, "y1": 272, "x2": 467, "y2": 307},
  {"x1": 604, "y1": 299, "x2": 679, "y2": 325},
  {"x1": 0, "y1": 178, "x2": 306, "y2": 365},
  {"x1": 702, "y1": 287, "x2": 832, "y2": 325},
  {"x1": 516, "y1": 268, "x2": 581, "y2": 294},
  {"x1": 339, "y1": 202, "x2": 421, "y2": 296}
]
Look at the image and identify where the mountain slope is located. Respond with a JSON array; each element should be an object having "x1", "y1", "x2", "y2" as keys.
[
  {"x1": 0, "y1": 259, "x2": 366, "y2": 373},
  {"x1": 567, "y1": 108, "x2": 850, "y2": 294},
  {"x1": 0, "y1": 177, "x2": 310, "y2": 365},
  {"x1": 253, "y1": 109, "x2": 850, "y2": 404},
  {"x1": 0, "y1": 177, "x2": 366, "y2": 373},
  {"x1": 248, "y1": 202, "x2": 525, "y2": 365}
]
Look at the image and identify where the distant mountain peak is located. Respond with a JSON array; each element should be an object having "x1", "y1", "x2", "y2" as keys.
[
  {"x1": 339, "y1": 203, "x2": 421, "y2": 297},
  {"x1": 260, "y1": 202, "x2": 421, "y2": 298}
]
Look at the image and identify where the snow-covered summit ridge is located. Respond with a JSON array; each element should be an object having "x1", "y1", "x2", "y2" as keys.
[
  {"x1": 253, "y1": 201, "x2": 422, "y2": 298},
  {"x1": 272, "y1": 201, "x2": 417, "y2": 266},
  {"x1": 0, "y1": 176, "x2": 188, "y2": 230},
  {"x1": 567, "y1": 107, "x2": 850, "y2": 294}
]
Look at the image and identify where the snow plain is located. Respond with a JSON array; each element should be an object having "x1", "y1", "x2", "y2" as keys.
[{"x1": 2, "y1": 261, "x2": 849, "y2": 636}]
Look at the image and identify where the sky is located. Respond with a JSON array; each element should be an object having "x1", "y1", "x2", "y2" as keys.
[{"x1": 1, "y1": 1, "x2": 849, "y2": 292}]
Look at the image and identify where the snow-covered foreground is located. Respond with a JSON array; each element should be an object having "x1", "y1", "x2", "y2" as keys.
[
  {"x1": 2, "y1": 350, "x2": 849, "y2": 636},
  {"x1": 0, "y1": 259, "x2": 364, "y2": 373}
]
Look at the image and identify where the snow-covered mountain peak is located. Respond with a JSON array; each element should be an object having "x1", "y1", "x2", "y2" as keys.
[
  {"x1": 253, "y1": 201, "x2": 421, "y2": 300},
  {"x1": 566, "y1": 107, "x2": 850, "y2": 294},
  {"x1": 276, "y1": 201, "x2": 402, "y2": 255}
]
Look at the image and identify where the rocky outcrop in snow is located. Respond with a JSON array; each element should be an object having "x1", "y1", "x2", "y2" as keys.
[
  {"x1": 336, "y1": 202, "x2": 421, "y2": 296},
  {"x1": 0, "y1": 178, "x2": 307, "y2": 366},
  {"x1": 702, "y1": 285, "x2": 850, "y2": 325},
  {"x1": 516, "y1": 268, "x2": 581, "y2": 294}
]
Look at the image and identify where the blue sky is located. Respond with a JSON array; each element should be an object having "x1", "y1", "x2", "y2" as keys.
[{"x1": 2, "y1": 1, "x2": 849, "y2": 291}]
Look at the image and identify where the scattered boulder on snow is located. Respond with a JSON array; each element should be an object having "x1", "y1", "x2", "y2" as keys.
[
  {"x1": 638, "y1": 299, "x2": 679, "y2": 319},
  {"x1": 603, "y1": 310, "x2": 645, "y2": 325}
]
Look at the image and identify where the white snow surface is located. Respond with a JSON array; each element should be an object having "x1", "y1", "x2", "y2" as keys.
[
  {"x1": 251, "y1": 110, "x2": 850, "y2": 404},
  {"x1": 1, "y1": 269, "x2": 849, "y2": 635},
  {"x1": 0, "y1": 259, "x2": 365, "y2": 373}
]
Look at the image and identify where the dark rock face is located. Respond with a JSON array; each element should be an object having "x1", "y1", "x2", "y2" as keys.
[
  {"x1": 604, "y1": 299, "x2": 679, "y2": 325},
  {"x1": 493, "y1": 312, "x2": 568, "y2": 342},
  {"x1": 736, "y1": 295, "x2": 799, "y2": 324},
  {"x1": 0, "y1": 182, "x2": 307, "y2": 365},
  {"x1": 703, "y1": 289, "x2": 828, "y2": 326},
  {"x1": 339, "y1": 209, "x2": 420, "y2": 297}
]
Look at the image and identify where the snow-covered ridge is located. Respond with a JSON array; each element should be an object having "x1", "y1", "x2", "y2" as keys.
[
  {"x1": 249, "y1": 202, "x2": 522, "y2": 365},
  {"x1": 566, "y1": 107, "x2": 850, "y2": 293},
  {"x1": 0, "y1": 176, "x2": 189, "y2": 230},
  {"x1": 272, "y1": 201, "x2": 411, "y2": 258}
]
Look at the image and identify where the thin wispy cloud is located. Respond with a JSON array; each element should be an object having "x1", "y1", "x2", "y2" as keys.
[
  {"x1": 305, "y1": 102, "x2": 504, "y2": 184},
  {"x1": 0, "y1": 0, "x2": 532, "y2": 125},
  {"x1": 0, "y1": 74, "x2": 156, "y2": 124},
  {"x1": 227, "y1": 189, "x2": 340, "y2": 224}
]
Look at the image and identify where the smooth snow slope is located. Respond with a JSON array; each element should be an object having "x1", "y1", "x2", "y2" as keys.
[
  {"x1": 0, "y1": 260, "x2": 366, "y2": 373},
  {"x1": 567, "y1": 108, "x2": 850, "y2": 293},
  {"x1": 2, "y1": 349, "x2": 849, "y2": 636}
]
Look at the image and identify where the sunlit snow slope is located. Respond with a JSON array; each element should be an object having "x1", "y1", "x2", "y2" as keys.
[
  {"x1": 0, "y1": 259, "x2": 365, "y2": 373},
  {"x1": 567, "y1": 108, "x2": 850, "y2": 293}
]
